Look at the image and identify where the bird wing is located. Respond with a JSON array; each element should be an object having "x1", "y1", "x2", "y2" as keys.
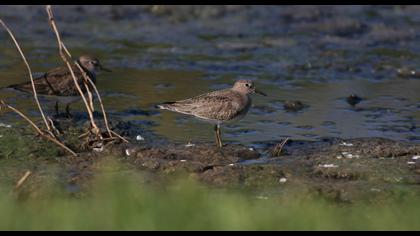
[
  {"x1": 9, "y1": 65, "x2": 87, "y2": 96},
  {"x1": 163, "y1": 90, "x2": 245, "y2": 121}
]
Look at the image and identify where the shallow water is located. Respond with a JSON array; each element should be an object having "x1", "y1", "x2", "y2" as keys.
[{"x1": 0, "y1": 5, "x2": 419, "y2": 146}]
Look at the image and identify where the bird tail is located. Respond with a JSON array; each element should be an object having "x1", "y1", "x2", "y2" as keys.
[{"x1": 155, "y1": 101, "x2": 176, "y2": 110}]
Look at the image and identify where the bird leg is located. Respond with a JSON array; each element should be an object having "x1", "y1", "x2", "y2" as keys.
[
  {"x1": 214, "y1": 124, "x2": 223, "y2": 149},
  {"x1": 55, "y1": 101, "x2": 59, "y2": 117},
  {"x1": 214, "y1": 125, "x2": 220, "y2": 148},
  {"x1": 65, "y1": 104, "x2": 72, "y2": 118}
]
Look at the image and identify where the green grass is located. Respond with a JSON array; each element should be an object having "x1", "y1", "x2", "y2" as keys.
[{"x1": 1, "y1": 168, "x2": 420, "y2": 231}]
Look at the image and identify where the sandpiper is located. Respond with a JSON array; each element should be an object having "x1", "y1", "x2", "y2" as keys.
[
  {"x1": 8, "y1": 55, "x2": 111, "y2": 116},
  {"x1": 157, "y1": 79, "x2": 267, "y2": 148}
]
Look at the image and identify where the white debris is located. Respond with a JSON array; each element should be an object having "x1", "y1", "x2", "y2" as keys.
[
  {"x1": 319, "y1": 164, "x2": 339, "y2": 168},
  {"x1": 93, "y1": 146, "x2": 104, "y2": 152},
  {"x1": 412, "y1": 156, "x2": 420, "y2": 160},
  {"x1": 337, "y1": 152, "x2": 360, "y2": 159},
  {"x1": 185, "y1": 142, "x2": 195, "y2": 147},
  {"x1": 249, "y1": 147, "x2": 255, "y2": 151},
  {"x1": 228, "y1": 163, "x2": 235, "y2": 166},
  {"x1": 0, "y1": 123, "x2": 11, "y2": 128},
  {"x1": 136, "y1": 135, "x2": 145, "y2": 141},
  {"x1": 393, "y1": 177, "x2": 402, "y2": 182},
  {"x1": 279, "y1": 177, "x2": 287, "y2": 183},
  {"x1": 256, "y1": 196, "x2": 268, "y2": 200},
  {"x1": 180, "y1": 160, "x2": 187, "y2": 162},
  {"x1": 407, "y1": 161, "x2": 416, "y2": 165},
  {"x1": 339, "y1": 142, "x2": 354, "y2": 147},
  {"x1": 342, "y1": 152, "x2": 353, "y2": 159},
  {"x1": 125, "y1": 149, "x2": 131, "y2": 156}
]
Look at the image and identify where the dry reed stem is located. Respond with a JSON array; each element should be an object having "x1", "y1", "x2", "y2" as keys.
[
  {"x1": 83, "y1": 82, "x2": 95, "y2": 112},
  {"x1": 47, "y1": 5, "x2": 129, "y2": 144},
  {"x1": 271, "y1": 137, "x2": 290, "y2": 157},
  {"x1": 15, "y1": 170, "x2": 32, "y2": 189},
  {"x1": 46, "y1": 5, "x2": 101, "y2": 136},
  {"x1": 0, "y1": 19, "x2": 51, "y2": 132},
  {"x1": 0, "y1": 100, "x2": 44, "y2": 135},
  {"x1": 79, "y1": 63, "x2": 114, "y2": 138},
  {"x1": 110, "y1": 130, "x2": 129, "y2": 143}
]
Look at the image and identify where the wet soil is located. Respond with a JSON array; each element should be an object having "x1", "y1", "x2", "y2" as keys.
[{"x1": 3, "y1": 117, "x2": 419, "y2": 203}]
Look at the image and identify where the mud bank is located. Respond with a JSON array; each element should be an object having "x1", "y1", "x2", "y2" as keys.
[
  {"x1": 1, "y1": 113, "x2": 420, "y2": 203},
  {"x1": 5, "y1": 119, "x2": 415, "y2": 202},
  {"x1": 109, "y1": 137, "x2": 420, "y2": 202}
]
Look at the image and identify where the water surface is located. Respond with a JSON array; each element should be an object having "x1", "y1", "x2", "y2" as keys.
[{"x1": 1, "y1": 5, "x2": 419, "y2": 146}]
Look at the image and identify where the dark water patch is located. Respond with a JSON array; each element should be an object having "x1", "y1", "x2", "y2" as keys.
[{"x1": 121, "y1": 108, "x2": 159, "y2": 117}]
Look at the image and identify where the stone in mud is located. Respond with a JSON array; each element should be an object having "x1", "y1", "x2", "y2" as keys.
[
  {"x1": 346, "y1": 94, "x2": 362, "y2": 106},
  {"x1": 283, "y1": 100, "x2": 305, "y2": 112}
]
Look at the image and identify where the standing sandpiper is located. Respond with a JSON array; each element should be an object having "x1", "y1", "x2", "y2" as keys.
[
  {"x1": 157, "y1": 79, "x2": 267, "y2": 148},
  {"x1": 8, "y1": 55, "x2": 111, "y2": 116}
]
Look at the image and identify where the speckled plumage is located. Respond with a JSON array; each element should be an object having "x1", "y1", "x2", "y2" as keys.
[
  {"x1": 158, "y1": 88, "x2": 251, "y2": 124},
  {"x1": 10, "y1": 64, "x2": 96, "y2": 97},
  {"x1": 7, "y1": 55, "x2": 110, "y2": 116},
  {"x1": 8, "y1": 55, "x2": 105, "y2": 97},
  {"x1": 157, "y1": 80, "x2": 267, "y2": 148}
]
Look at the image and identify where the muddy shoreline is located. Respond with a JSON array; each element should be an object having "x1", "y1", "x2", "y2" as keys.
[{"x1": 2, "y1": 118, "x2": 419, "y2": 203}]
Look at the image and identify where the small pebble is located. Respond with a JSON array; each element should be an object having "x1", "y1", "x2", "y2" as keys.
[
  {"x1": 412, "y1": 156, "x2": 420, "y2": 160},
  {"x1": 279, "y1": 177, "x2": 287, "y2": 183},
  {"x1": 0, "y1": 135, "x2": 3, "y2": 138},
  {"x1": 319, "y1": 164, "x2": 339, "y2": 168},
  {"x1": 407, "y1": 161, "x2": 416, "y2": 165},
  {"x1": 185, "y1": 142, "x2": 195, "y2": 147},
  {"x1": 249, "y1": 147, "x2": 255, "y2": 151},
  {"x1": 339, "y1": 142, "x2": 354, "y2": 147},
  {"x1": 93, "y1": 146, "x2": 104, "y2": 152},
  {"x1": 343, "y1": 153, "x2": 353, "y2": 159},
  {"x1": 346, "y1": 94, "x2": 362, "y2": 106},
  {"x1": 136, "y1": 135, "x2": 145, "y2": 141},
  {"x1": 180, "y1": 160, "x2": 187, "y2": 162},
  {"x1": 256, "y1": 196, "x2": 268, "y2": 200},
  {"x1": 125, "y1": 149, "x2": 131, "y2": 156},
  {"x1": 229, "y1": 163, "x2": 235, "y2": 166},
  {"x1": 397, "y1": 67, "x2": 419, "y2": 78},
  {"x1": 283, "y1": 100, "x2": 305, "y2": 112},
  {"x1": 0, "y1": 123, "x2": 11, "y2": 128}
]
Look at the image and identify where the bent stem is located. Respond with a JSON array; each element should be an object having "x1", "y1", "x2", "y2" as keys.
[
  {"x1": 0, "y1": 19, "x2": 51, "y2": 132},
  {"x1": 271, "y1": 137, "x2": 290, "y2": 157},
  {"x1": 47, "y1": 5, "x2": 129, "y2": 144},
  {"x1": 46, "y1": 5, "x2": 101, "y2": 137},
  {"x1": 0, "y1": 100, "x2": 77, "y2": 156}
]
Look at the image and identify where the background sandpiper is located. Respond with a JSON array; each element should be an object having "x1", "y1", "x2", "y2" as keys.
[{"x1": 7, "y1": 55, "x2": 111, "y2": 116}]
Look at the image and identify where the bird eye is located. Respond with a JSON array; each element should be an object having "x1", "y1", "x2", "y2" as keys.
[{"x1": 245, "y1": 83, "x2": 250, "y2": 87}]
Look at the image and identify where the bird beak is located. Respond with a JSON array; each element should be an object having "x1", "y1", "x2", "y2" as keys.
[
  {"x1": 100, "y1": 65, "x2": 112, "y2": 72},
  {"x1": 255, "y1": 89, "x2": 267, "y2": 96}
]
